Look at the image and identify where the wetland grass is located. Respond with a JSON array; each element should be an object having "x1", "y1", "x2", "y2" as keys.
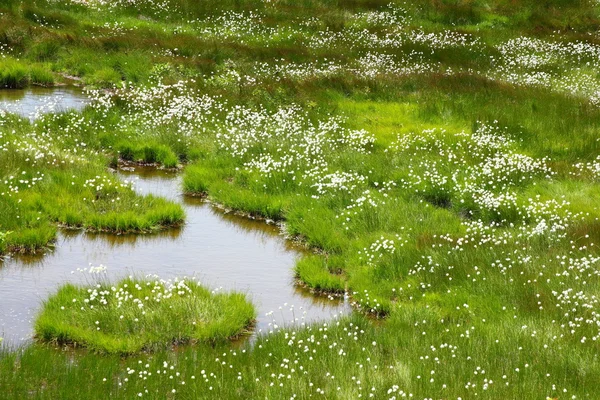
[
  {"x1": 0, "y1": 58, "x2": 54, "y2": 88},
  {"x1": 0, "y1": 121, "x2": 185, "y2": 253},
  {"x1": 35, "y1": 277, "x2": 256, "y2": 354},
  {"x1": 1, "y1": 0, "x2": 600, "y2": 398}
]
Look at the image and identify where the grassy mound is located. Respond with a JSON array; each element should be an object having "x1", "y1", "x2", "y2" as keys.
[
  {"x1": 35, "y1": 277, "x2": 255, "y2": 354},
  {"x1": 0, "y1": 121, "x2": 186, "y2": 254},
  {"x1": 0, "y1": 58, "x2": 54, "y2": 88}
]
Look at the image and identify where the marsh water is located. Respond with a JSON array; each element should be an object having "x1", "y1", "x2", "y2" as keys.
[
  {"x1": 0, "y1": 87, "x2": 88, "y2": 120},
  {"x1": 0, "y1": 167, "x2": 350, "y2": 346}
]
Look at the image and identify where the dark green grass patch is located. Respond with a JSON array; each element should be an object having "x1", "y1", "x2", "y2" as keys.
[
  {"x1": 35, "y1": 277, "x2": 256, "y2": 354},
  {"x1": 0, "y1": 58, "x2": 28, "y2": 88},
  {"x1": 0, "y1": 58, "x2": 55, "y2": 88}
]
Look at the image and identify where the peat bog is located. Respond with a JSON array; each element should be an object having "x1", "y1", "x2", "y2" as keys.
[{"x1": 1, "y1": 0, "x2": 600, "y2": 398}]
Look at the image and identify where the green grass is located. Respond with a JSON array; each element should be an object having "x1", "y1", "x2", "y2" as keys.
[
  {"x1": 35, "y1": 277, "x2": 256, "y2": 354},
  {"x1": 28, "y1": 65, "x2": 54, "y2": 86},
  {"x1": 1, "y1": 0, "x2": 600, "y2": 398},
  {"x1": 2, "y1": 309, "x2": 599, "y2": 399},
  {"x1": 0, "y1": 58, "x2": 28, "y2": 88},
  {"x1": 295, "y1": 255, "x2": 346, "y2": 293},
  {"x1": 0, "y1": 0, "x2": 596, "y2": 89},
  {"x1": 0, "y1": 230, "x2": 10, "y2": 253},
  {"x1": 117, "y1": 141, "x2": 180, "y2": 168},
  {"x1": 0, "y1": 58, "x2": 55, "y2": 88},
  {"x1": 0, "y1": 121, "x2": 185, "y2": 254}
]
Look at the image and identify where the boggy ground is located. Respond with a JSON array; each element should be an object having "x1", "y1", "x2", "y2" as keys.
[{"x1": 1, "y1": 0, "x2": 600, "y2": 398}]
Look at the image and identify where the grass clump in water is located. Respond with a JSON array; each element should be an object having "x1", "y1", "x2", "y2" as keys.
[
  {"x1": 0, "y1": 58, "x2": 28, "y2": 88},
  {"x1": 0, "y1": 121, "x2": 186, "y2": 254},
  {"x1": 0, "y1": 58, "x2": 54, "y2": 88},
  {"x1": 117, "y1": 141, "x2": 180, "y2": 168},
  {"x1": 35, "y1": 276, "x2": 256, "y2": 354},
  {"x1": 28, "y1": 65, "x2": 54, "y2": 86}
]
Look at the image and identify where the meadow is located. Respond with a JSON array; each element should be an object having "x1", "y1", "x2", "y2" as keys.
[{"x1": 1, "y1": 0, "x2": 600, "y2": 398}]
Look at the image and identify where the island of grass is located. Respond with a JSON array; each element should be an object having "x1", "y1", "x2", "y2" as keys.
[{"x1": 35, "y1": 277, "x2": 256, "y2": 354}]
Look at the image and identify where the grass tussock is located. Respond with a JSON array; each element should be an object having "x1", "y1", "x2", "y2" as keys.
[
  {"x1": 0, "y1": 58, "x2": 54, "y2": 88},
  {"x1": 117, "y1": 141, "x2": 180, "y2": 168},
  {"x1": 35, "y1": 277, "x2": 256, "y2": 354},
  {"x1": 0, "y1": 122, "x2": 185, "y2": 254},
  {"x1": 0, "y1": 58, "x2": 28, "y2": 88}
]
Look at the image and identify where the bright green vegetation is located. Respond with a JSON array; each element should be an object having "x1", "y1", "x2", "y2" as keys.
[
  {"x1": 0, "y1": 116, "x2": 184, "y2": 253},
  {"x1": 117, "y1": 141, "x2": 179, "y2": 168},
  {"x1": 10, "y1": 311, "x2": 597, "y2": 399},
  {"x1": 0, "y1": 58, "x2": 54, "y2": 88},
  {"x1": 1, "y1": 0, "x2": 600, "y2": 398},
  {"x1": 35, "y1": 277, "x2": 256, "y2": 353}
]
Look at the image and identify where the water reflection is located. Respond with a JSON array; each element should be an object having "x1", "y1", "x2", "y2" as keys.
[
  {"x1": 0, "y1": 167, "x2": 350, "y2": 346},
  {"x1": 0, "y1": 87, "x2": 88, "y2": 120}
]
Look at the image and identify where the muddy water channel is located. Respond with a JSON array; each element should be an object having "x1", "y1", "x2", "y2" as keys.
[
  {"x1": 0, "y1": 87, "x2": 88, "y2": 119},
  {"x1": 0, "y1": 167, "x2": 350, "y2": 346}
]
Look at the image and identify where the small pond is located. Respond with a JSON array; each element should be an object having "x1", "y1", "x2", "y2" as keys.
[
  {"x1": 0, "y1": 86, "x2": 88, "y2": 120},
  {"x1": 0, "y1": 167, "x2": 350, "y2": 346}
]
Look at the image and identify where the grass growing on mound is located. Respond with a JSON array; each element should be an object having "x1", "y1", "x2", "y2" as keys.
[
  {"x1": 0, "y1": 119, "x2": 186, "y2": 255},
  {"x1": 35, "y1": 277, "x2": 256, "y2": 354},
  {"x1": 0, "y1": 58, "x2": 54, "y2": 88}
]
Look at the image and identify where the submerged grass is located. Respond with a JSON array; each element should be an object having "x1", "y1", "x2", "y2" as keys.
[{"x1": 35, "y1": 277, "x2": 256, "y2": 354}]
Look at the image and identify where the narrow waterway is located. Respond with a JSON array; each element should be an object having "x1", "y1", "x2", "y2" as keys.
[{"x1": 0, "y1": 167, "x2": 350, "y2": 346}]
